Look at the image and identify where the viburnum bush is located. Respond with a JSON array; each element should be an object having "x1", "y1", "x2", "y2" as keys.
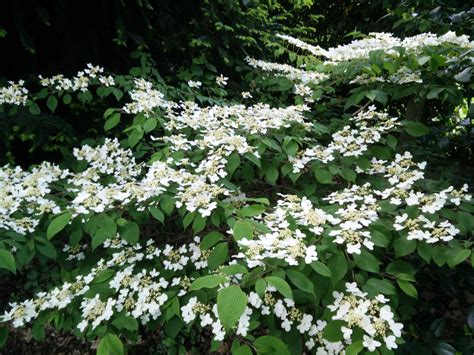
[{"x1": 0, "y1": 31, "x2": 473, "y2": 354}]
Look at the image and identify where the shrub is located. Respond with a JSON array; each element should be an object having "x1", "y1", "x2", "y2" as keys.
[{"x1": 0, "y1": 30, "x2": 473, "y2": 354}]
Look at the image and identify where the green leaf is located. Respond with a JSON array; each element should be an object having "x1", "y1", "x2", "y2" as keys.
[
  {"x1": 217, "y1": 285, "x2": 247, "y2": 330},
  {"x1": 386, "y1": 260, "x2": 416, "y2": 276},
  {"x1": 286, "y1": 270, "x2": 314, "y2": 295},
  {"x1": 449, "y1": 249, "x2": 471, "y2": 267},
  {"x1": 346, "y1": 340, "x2": 364, "y2": 355},
  {"x1": 265, "y1": 165, "x2": 279, "y2": 184},
  {"x1": 310, "y1": 261, "x2": 332, "y2": 278},
  {"x1": 328, "y1": 252, "x2": 348, "y2": 284},
  {"x1": 239, "y1": 204, "x2": 266, "y2": 217},
  {"x1": 149, "y1": 206, "x2": 165, "y2": 223},
  {"x1": 207, "y1": 242, "x2": 229, "y2": 270},
  {"x1": 233, "y1": 344, "x2": 252, "y2": 355},
  {"x1": 29, "y1": 102, "x2": 41, "y2": 115},
  {"x1": 192, "y1": 214, "x2": 207, "y2": 234},
  {"x1": 366, "y1": 278, "x2": 396, "y2": 295},
  {"x1": 404, "y1": 121, "x2": 430, "y2": 137},
  {"x1": 226, "y1": 152, "x2": 241, "y2": 176},
  {"x1": 62, "y1": 93, "x2": 72, "y2": 105},
  {"x1": 189, "y1": 275, "x2": 226, "y2": 290},
  {"x1": 0, "y1": 249, "x2": 16, "y2": 274},
  {"x1": 457, "y1": 211, "x2": 474, "y2": 235},
  {"x1": 92, "y1": 215, "x2": 117, "y2": 249},
  {"x1": 314, "y1": 168, "x2": 332, "y2": 184},
  {"x1": 46, "y1": 95, "x2": 58, "y2": 113},
  {"x1": 97, "y1": 334, "x2": 124, "y2": 355},
  {"x1": 322, "y1": 320, "x2": 345, "y2": 342},
  {"x1": 353, "y1": 250, "x2": 380, "y2": 273},
  {"x1": 36, "y1": 240, "x2": 57, "y2": 260},
  {"x1": 417, "y1": 55, "x2": 431, "y2": 66},
  {"x1": 121, "y1": 221, "x2": 139, "y2": 245},
  {"x1": 394, "y1": 237, "x2": 417, "y2": 257},
  {"x1": 143, "y1": 117, "x2": 157, "y2": 133},
  {"x1": 255, "y1": 278, "x2": 267, "y2": 298},
  {"x1": 130, "y1": 67, "x2": 141, "y2": 76},
  {"x1": 221, "y1": 264, "x2": 248, "y2": 276},
  {"x1": 265, "y1": 276, "x2": 293, "y2": 299},
  {"x1": 47, "y1": 212, "x2": 72, "y2": 240},
  {"x1": 128, "y1": 128, "x2": 144, "y2": 147},
  {"x1": 340, "y1": 168, "x2": 356, "y2": 182},
  {"x1": 104, "y1": 112, "x2": 121, "y2": 131},
  {"x1": 233, "y1": 220, "x2": 253, "y2": 241},
  {"x1": 254, "y1": 336, "x2": 290, "y2": 355},
  {"x1": 244, "y1": 153, "x2": 261, "y2": 168},
  {"x1": 111, "y1": 314, "x2": 139, "y2": 331},
  {"x1": 201, "y1": 231, "x2": 224, "y2": 250},
  {"x1": 370, "y1": 229, "x2": 390, "y2": 247},
  {"x1": 397, "y1": 279, "x2": 418, "y2": 299}
]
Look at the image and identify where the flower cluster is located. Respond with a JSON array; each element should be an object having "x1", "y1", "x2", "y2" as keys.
[
  {"x1": 291, "y1": 105, "x2": 398, "y2": 173},
  {"x1": 123, "y1": 78, "x2": 171, "y2": 116},
  {"x1": 1, "y1": 237, "x2": 208, "y2": 331},
  {"x1": 0, "y1": 80, "x2": 29, "y2": 106},
  {"x1": 0, "y1": 138, "x2": 235, "y2": 235},
  {"x1": 394, "y1": 214, "x2": 460, "y2": 243},
  {"x1": 235, "y1": 194, "x2": 334, "y2": 267},
  {"x1": 326, "y1": 283, "x2": 403, "y2": 351},
  {"x1": 278, "y1": 31, "x2": 473, "y2": 64},
  {"x1": 39, "y1": 63, "x2": 114, "y2": 92}
]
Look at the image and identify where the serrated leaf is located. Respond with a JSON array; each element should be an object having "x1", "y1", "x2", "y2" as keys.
[
  {"x1": 397, "y1": 279, "x2": 418, "y2": 299},
  {"x1": 46, "y1": 95, "x2": 58, "y2": 113},
  {"x1": 286, "y1": 270, "x2": 314, "y2": 295},
  {"x1": 322, "y1": 320, "x2": 345, "y2": 342},
  {"x1": 47, "y1": 212, "x2": 71, "y2": 240},
  {"x1": 97, "y1": 334, "x2": 124, "y2": 355},
  {"x1": 0, "y1": 249, "x2": 16, "y2": 274},
  {"x1": 353, "y1": 250, "x2": 380, "y2": 273},
  {"x1": 346, "y1": 340, "x2": 363, "y2": 355},
  {"x1": 265, "y1": 276, "x2": 293, "y2": 299},
  {"x1": 254, "y1": 335, "x2": 290, "y2": 355},
  {"x1": 217, "y1": 285, "x2": 247, "y2": 330},
  {"x1": 149, "y1": 206, "x2": 165, "y2": 223},
  {"x1": 232, "y1": 220, "x2": 253, "y2": 241},
  {"x1": 189, "y1": 275, "x2": 226, "y2": 290},
  {"x1": 394, "y1": 237, "x2": 417, "y2": 257},
  {"x1": 314, "y1": 168, "x2": 332, "y2": 184},
  {"x1": 121, "y1": 221, "x2": 139, "y2": 244},
  {"x1": 207, "y1": 242, "x2": 228, "y2": 270},
  {"x1": 112, "y1": 314, "x2": 138, "y2": 331},
  {"x1": 310, "y1": 261, "x2": 332, "y2": 277},
  {"x1": 29, "y1": 102, "x2": 41, "y2": 115},
  {"x1": 366, "y1": 278, "x2": 396, "y2": 295},
  {"x1": 239, "y1": 204, "x2": 266, "y2": 217},
  {"x1": 104, "y1": 112, "x2": 121, "y2": 131},
  {"x1": 201, "y1": 231, "x2": 224, "y2": 250}
]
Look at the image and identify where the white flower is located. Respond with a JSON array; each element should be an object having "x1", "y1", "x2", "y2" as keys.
[
  {"x1": 384, "y1": 335, "x2": 398, "y2": 349},
  {"x1": 216, "y1": 74, "x2": 228, "y2": 87},
  {"x1": 363, "y1": 335, "x2": 381, "y2": 351},
  {"x1": 187, "y1": 80, "x2": 202, "y2": 88}
]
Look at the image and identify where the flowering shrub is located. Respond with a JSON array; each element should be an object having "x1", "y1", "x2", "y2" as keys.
[{"x1": 0, "y1": 31, "x2": 473, "y2": 354}]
